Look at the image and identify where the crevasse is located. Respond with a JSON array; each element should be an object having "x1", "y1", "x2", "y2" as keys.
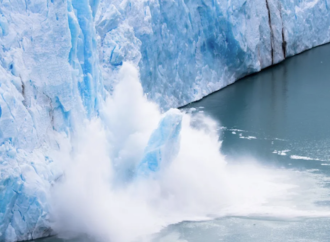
[{"x1": 0, "y1": 0, "x2": 330, "y2": 241}]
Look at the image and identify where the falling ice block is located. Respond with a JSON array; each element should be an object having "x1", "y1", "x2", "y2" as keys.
[{"x1": 137, "y1": 109, "x2": 182, "y2": 177}]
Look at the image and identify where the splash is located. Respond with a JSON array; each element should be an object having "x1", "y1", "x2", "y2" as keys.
[{"x1": 51, "y1": 63, "x2": 330, "y2": 242}]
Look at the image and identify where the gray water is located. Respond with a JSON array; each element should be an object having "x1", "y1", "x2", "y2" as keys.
[
  {"x1": 158, "y1": 43, "x2": 330, "y2": 242},
  {"x1": 186, "y1": 43, "x2": 330, "y2": 171},
  {"x1": 34, "y1": 44, "x2": 330, "y2": 242}
]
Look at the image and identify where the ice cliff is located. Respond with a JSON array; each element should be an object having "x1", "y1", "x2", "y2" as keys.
[
  {"x1": 97, "y1": 0, "x2": 330, "y2": 108},
  {"x1": 1, "y1": 0, "x2": 330, "y2": 241}
]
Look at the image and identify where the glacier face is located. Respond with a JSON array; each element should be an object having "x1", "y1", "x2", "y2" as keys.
[
  {"x1": 97, "y1": 0, "x2": 330, "y2": 109},
  {"x1": 0, "y1": 0, "x2": 102, "y2": 241},
  {"x1": 1, "y1": 0, "x2": 330, "y2": 241}
]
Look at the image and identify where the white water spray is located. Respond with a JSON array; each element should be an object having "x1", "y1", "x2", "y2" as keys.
[{"x1": 51, "y1": 63, "x2": 330, "y2": 242}]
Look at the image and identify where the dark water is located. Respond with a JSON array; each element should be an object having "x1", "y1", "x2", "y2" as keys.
[
  {"x1": 171, "y1": 43, "x2": 330, "y2": 242},
  {"x1": 186, "y1": 43, "x2": 330, "y2": 172},
  {"x1": 159, "y1": 43, "x2": 330, "y2": 242},
  {"x1": 34, "y1": 44, "x2": 330, "y2": 242}
]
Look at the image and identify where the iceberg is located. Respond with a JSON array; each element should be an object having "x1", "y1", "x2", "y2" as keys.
[{"x1": 1, "y1": 0, "x2": 330, "y2": 241}]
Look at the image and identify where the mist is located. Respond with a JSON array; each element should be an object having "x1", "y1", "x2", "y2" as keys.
[{"x1": 50, "y1": 63, "x2": 330, "y2": 242}]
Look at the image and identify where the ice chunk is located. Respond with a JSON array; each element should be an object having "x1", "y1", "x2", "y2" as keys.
[{"x1": 137, "y1": 109, "x2": 182, "y2": 176}]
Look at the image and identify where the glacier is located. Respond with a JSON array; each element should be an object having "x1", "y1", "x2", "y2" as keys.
[{"x1": 0, "y1": 0, "x2": 330, "y2": 241}]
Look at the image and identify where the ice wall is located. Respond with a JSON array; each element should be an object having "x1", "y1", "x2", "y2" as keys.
[
  {"x1": 0, "y1": 0, "x2": 103, "y2": 241},
  {"x1": 97, "y1": 0, "x2": 330, "y2": 108},
  {"x1": 1, "y1": 0, "x2": 330, "y2": 241}
]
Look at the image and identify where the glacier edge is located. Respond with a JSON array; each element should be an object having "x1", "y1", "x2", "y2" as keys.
[{"x1": 1, "y1": 0, "x2": 330, "y2": 241}]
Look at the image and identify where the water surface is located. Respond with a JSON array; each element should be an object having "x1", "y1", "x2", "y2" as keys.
[
  {"x1": 158, "y1": 43, "x2": 330, "y2": 242},
  {"x1": 186, "y1": 43, "x2": 330, "y2": 171}
]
